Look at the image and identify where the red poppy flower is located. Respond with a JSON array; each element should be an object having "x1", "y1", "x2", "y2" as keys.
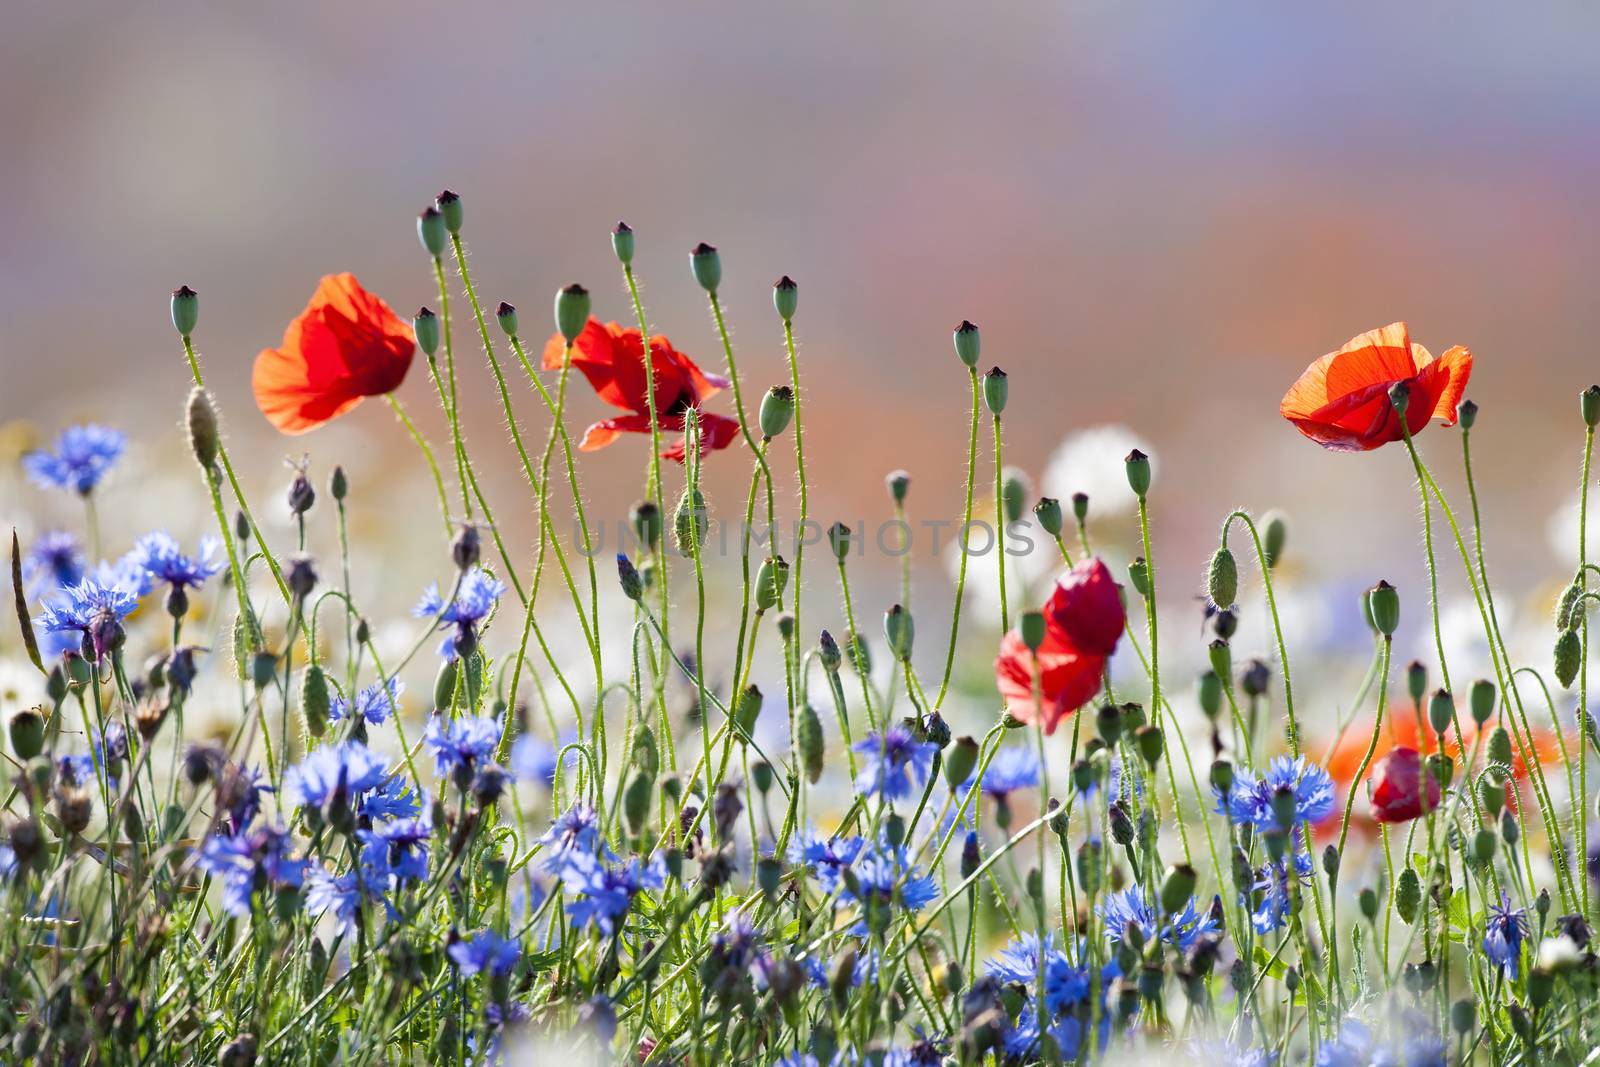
[
  {"x1": 1280, "y1": 322, "x2": 1472, "y2": 452},
  {"x1": 1368, "y1": 746, "x2": 1439, "y2": 823},
  {"x1": 994, "y1": 558, "x2": 1124, "y2": 734},
  {"x1": 542, "y1": 319, "x2": 739, "y2": 462},
  {"x1": 253, "y1": 273, "x2": 414, "y2": 435}
]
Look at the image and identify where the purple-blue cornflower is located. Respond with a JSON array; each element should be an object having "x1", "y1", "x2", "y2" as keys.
[
  {"x1": 985, "y1": 932, "x2": 1057, "y2": 985},
  {"x1": 414, "y1": 567, "x2": 506, "y2": 659},
  {"x1": 537, "y1": 804, "x2": 607, "y2": 867},
  {"x1": 424, "y1": 713, "x2": 502, "y2": 784},
  {"x1": 197, "y1": 824, "x2": 308, "y2": 916},
  {"x1": 511, "y1": 731, "x2": 576, "y2": 790},
  {"x1": 23, "y1": 424, "x2": 125, "y2": 494},
  {"x1": 1248, "y1": 847, "x2": 1315, "y2": 934},
  {"x1": 558, "y1": 851, "x2": 667, "y2": 934},
  {"x1": 448, "y1": 930, "x2": 521, "y2": 976},
  {"x1": 787, "y1": 829, "x2": 867, "y2": 895},
  {"x1": 303, "y1": 863, "x2": 386, "y2": 933},
  {"x1": 357, "y1": 774, "x2": 420, "y2": 821},
  {"x1": 1484, "y1": 892, "x2": 1528, "y2": 977},
  {"x1": 1098, "y1": 887, "x2": 1218, "y2": 952},
  {"x1": 23, "y1": 531, "x2": 85, "y2": 592},
  {"x1": 283, "y1": 741, "x2": 390, "y2": 813},
  {"x1": 1219, "y1": 755, "x2": 1335, "y2": 829},
  {"x1": 132, "y1": 532, "x2": 222, "y2": 590},
  {"x1": 38, "y1": 576, "x2": 140, "y2": 661},
  {"x1": 853, "y1": 724, "x2": 938, "y2": 801},
  {"x1": 839, "y1": 840, "x2": 939, "y2": 929},
  {"x1": 358, "y1": 812, "x2": 432, "y2": 883},
  {"x1": 330, "y1": 678, "x2": 403, "y2": 726},
  {"x1": 980, "y1": 745, "x2": 1040, "y2": 799}
]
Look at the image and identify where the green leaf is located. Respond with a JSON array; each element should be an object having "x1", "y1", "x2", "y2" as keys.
[{"x1": 10, "y1": 530, "x2": 43, "y2": 674}]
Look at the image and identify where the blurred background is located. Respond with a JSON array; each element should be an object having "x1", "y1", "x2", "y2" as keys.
[{"x1": 5, "y1": 2, "x2": 1600, "y2": 745}]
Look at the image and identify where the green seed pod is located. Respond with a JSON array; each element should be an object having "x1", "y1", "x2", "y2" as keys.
[
  {"x1": 818, "y1": 629, "x2": 842, "y2": 673},
  {"x1": 187, "y1": 387, "x2": 219, "y2": 470},
  {"x1": 1471, "y1": 828, "x2": 1496, "y2": 867},
  {"x1": 982, "y1": 367, "x2": 1008, "y2": 416},
  {"x1": 846, "y1": 632, "x2": 872, "y2": 675},
  {"x1": 413, "y1": 307, "x2": 439, "y2": 356},
  {"x1": 884, "y1": 604, "x2": 914, "y2": 660},
  {"x1": 1555, "y1": 629, "x2": 1582, "y2": 688},
  {"x1": 945, "y1": 736, "x2": 979, "y2": 788},
  {"x1": 1322, "y1": 843, "x2": 1340, "y2": 883},
  {"x1": 1207, "y1": 547, "x2": 1237, "y2": 608},
  {"x1": 435, "y1": 190, "x2": 463, "y2": 233},
  {"x1": 1025, "y1": 866, "x2": 1044, "y2": 901},
  {"x1": 953, "y1": 320, "x2": 980, "y2": 367},
  {"x1": 554, "y1": 283, "x2": 591, "y2": 343},
  {"x1": 624, "y1": 770, "x2": 654, "y2": 837},
  {"x1": 1124, "y1": 449, "x2": 1152, "y2": 498},
  {"x1": 1358, "y1": 887, "x2": 1379, "y2": 922},
  {"x1": 1388, "y1": 380, "x2": 1411, "y2": 416},
  {"x1": 674, "y1": 488, "x2": 709, "y2": 556},
  {"x1": 616, "y1": 554, "x2": 644, "y2": 602},
  {"x1": 943, "y1": 960, "x2": 964, "y2": 997},
  {"x1": 1478, "y1": 777, "x2": 1506, "y2": 817},
  {"x1": 827, "y1": 522, "x2": 852, "y2": 561},
  {"x1": 8, "y1": 708, "x2": 44, "y2": 761},
  {"x1": 433, "y1": 658, "x2": 459, "y2": 710},
  {"x1": 1033, "y1": 497, "x2": 1063, "y2": 537},
  {"x1": 1135, "y1": 725, "x2": 1164, "y2": 768},
  {"x1": 885, "y1": 470, "x2": 911, "y2": 505},
  {"x1": 756, "y1": 856, "x2": 782, "y2": 899},
  {"x1": 1207, "y1": 639, "x2": 1232, "y2": 682},
  {"x1": 1487, "y1": 726, "x2": 1513, "y2": 768},
  {"x1": 1072, "y1": 492, "x2": 1090, "y2": 522},
  {"x1": 1076, "y1": 841, "x2": 1102, "y2": 896},
  {"x1": 755, "y1": 556, "x2": 789, "y2": 612},
  {"x1": 1458, "y1": 399, "x2": 1478, "y2": 429},
  {"x1": 170, "y1": 284, "x2": 199, "y2": 336},
  {"x1": 1001, "y1": 468, "x2": 1028, "y2": 525},
  {"x1": 1127, "y1": 557, "x2": 1149, "y2": 598},
  {"x1": 300, "y1": 664, "x2": 330, "y2": 739},
  {"x1": 1528, "y1": 966, "x2": 1554, "y2": 1009},
  {"x1": 1469, "y1": 679, "x2": 1496, "y2": 726},
  {"x1": 1584, "y1": 385, "x2": 1600, "y2": 428},
  {"x1": 1556, "y1": 583, "x2": 1582, "y2": 631},
  {"x1": 1159, "y1": 863, "x2": 1197, "y2": 915},
  {"x1": 632, "y1": 723, "x2": 659, "y2": 779},
  {"x1": 611, "y1": 221, "x2": 635, "y2": 264},
  {"x1": 797, "y1": 704, "x2": 824, "y2": 784},
  {"x1": 417, "y1": 207, "x2": 447, "y2": 257},
  {"x1": 1096, "y1": 704, "x2": 1122, "y2": 746},
  {"x1": 1428, "y1": 753, "x2": 1454, "y2": 791},
  {"x1": 1019, "y1": 610, "x2": 1047, "y2": 653},
  {"x1": 251, "y1": 650, "x2": 277, "y2": 691},
  {"x1": 690, "y1": 242, "x2": 721, "y2": 293},
  {"x1": 630, "y1": 501, "x2": 662, "y2": 550},
  {"x1": 1395, "y1": 868, "x2": 1422, "y2": 924},
  {"x1": 1210, "y1": 758, "x2": 1233, "y2": 797},
  {"x1": 776, "y1": 611, "x2": 795, "y2": 643},
  {"x1": 1406, "y1": 661, "x2": 1428, "y2": 707},
  {"x1": 329, "y1": 465, "x2": 348, "y2": 502},
  {"x1": 1450, "y1": 998, "x2": 1476, "y2": 1037},
  {"x1": 759, "y1": 386, "x2": 795, "y2": 439},
  {"x1": 494, "y1": 301, "x2": 518, "y2": 337},
  {"x1": 751, "y1": 760, "x2": 774, "y2": 794},
  {"x1": 734, "y1": 685, "x2": 763, "y2": 741},
  {"x1": 1367, "y1": 580, "x2": 1400, "y2": 637},
  {"x1": 1197, "y1": 669, "x2": 1223, "y2": 720},
  {"x1": 773, "y1": 275, "x2": 798, "y2": 321},
  {"x1": 1427, "y1": 689, "x2": 1455, "y2": 737},
  {"x1": 1501, "y1": 808, "x2": 1520, "y2": 847},
  {"x1": 1262, "y1": 511, "x2": 1288, "y2": 569}
]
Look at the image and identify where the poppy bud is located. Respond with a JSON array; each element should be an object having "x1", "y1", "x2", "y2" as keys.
[
  {"x1": 776, "y1": 611, "x2": 795, "y2": 642},
  {"x1": 846, "y1": 631, "x2": 872, "y2": 675},
  {"x1": 300, "y1": 664, "x2": 330, "y2": 739},
  {"x1": 632, "y1": 724, "x2": 659, "y2": 779},
  {"x1": 1096, "y1": 704, "x2": 1122, "y2": 745},
  {"x1": 495, "y1": 301, "x2": 518, "y2": 337},
  {"x1": 616, "y1": 554, "x2": 644, "y2": 603},
  {"x1": 1322, "y1": 843, "x2": 1340, "y2": 884},
  {"x1": 690, "y1": 242, "x2": 721, "y2": 293},
  {"x1": 1108, "y1": 801, "x2": 1135, "y2": 845},
  {"x1": 1427, "y1": 689, "x2": 1454, "y2": 737},
  {"x1": 1555, "y1": 629, "x2": 1581, "y2": 688},
  {"x1": 1153, "y1": 864, "x2": 1197, "y2": 917},
  {"x1": 1197, "y1": 670, "x2": 1222, "y2": 720},
  {"x1": 1270, "y1": 784, "x2": 1299, "y2": 830},
  {"x1": 1388, "y1": 380, "x2": 1411, "y2": 417},
  {"x1": 1262, "y1": 511, "x2": 1288, "y2": 569},
  {"x1": 1207, "y1": 547, "x2": 1237, "y2": 608},
  {"x1": 797, "y1": 704, "x2": 824, "y2": 784},
  {"x1": 624, "y1": 770, "x2": 654, "y2": 838},
  {"x1": 1240, "y1": 658, "x2": 1270, "y2": 698},
  {"x1": 982, "y1": 367, "x2": 1008, "y2": 416},
  {"x1": 884, "y1": 604, "x2": 914, "y2": 660},
  {"x1": 945, "y1": 736, "x2": 979, "y2": 788},
  {"x1": 413, "y1": 307, "x2": 439, "y2": 356},
  {"x1": 1395, "y1": 867, "x2": 1421, "y2": 924},
  {"x1": 674, "y1": 488, "x2": 708, "y2": 556},
  {"x1": 1212, "y1": 607, "x2": 1238, "y2": 639},
  {"x1": 998, "y1": 469, "x2": 1029, "y2": 525},
  {"x1": 631, "y1": 501, "x2": 662, "y2": 550},
  {"x1": 287, "y1": 554, "x2": 318, "y2": 602},
  {"x1": 329, "y1": 465, "x2": 348, "y2": 503},
  {"x1": 733, "y1": 685, "x2": 763, "y2": 739},
  {"x1": 1210, "y1": 758, "x2": 1233, "y2": 797},
  {"x1": 1071, "y1": 493, "x2": 1090, "y2": 525},
  {"x1": 1501, "y1": 807, "x2": 1520, "y2": 847},
  {"x1": 554, "y1": 284, "x2": 590, "y2": 343},
  {"x1": 1558, "y1": 582, "x2": 1584, "y2": 631},
  {"x1": 1471, "y1": 828, "x2": 1496, "y2": 867},
  {"x1": 755, "y1": 556, "x2": 789, "y2": 612},
  {"x1": 759, "y1": 386, "x2": 794, "y2": 439},
  {"x1": 1367, "y1": 580, "x2": 1400, "y2": 637},
  {"x1": 1127, "y1": 557, "x2": 1149, "y2": 598},
  {"x1": 818, "y1": 629, "x2": 842, "y2": 672},
  {"x1": 1483, "y1": 727, "x2": 1514, "y2": 771},
  {"x1": 187, "y1": 387, "x2": 219, "y2": 470},
  {"x1": 435, "y1": 190, "x2": 463, "y2": 233},
  {"x1": 9, "y1": 708, "x2": 44, "y2": 761},
  {"x1": 1369, "y1": 747, "x2": 1439, "y2": 823},
  {"x1": 1124, "y1": 449, "x2": 1151, "y2": 498},
  {"x1": 1352, "y1": 887, "x2": 1378, "y2": 923},
  {"x1": 1478, "y1": 776, "x2": 1506, "y2": 816},
  {"x1": 433, "y1": 658, "x2": 458, "y2": 710},
  {"x1": 1135, "y1": 725, "x2": 1164, "y2": 768},
  {"x1": 1019, "y1": 610, "x2": 1047, "y2": 653},
  {"x1": 610, "y1": 221, "x2": 635, "y2": 264},
  {"x1": 1405, "y1": 660, "x2": 1427, "y2": 707},
  {"x1": 751, "y1": 759, "x2": 774, "y2": 794},
  {"x1": 1033, "y1": 497, "x2": 1062, "y2": 537},
  {"x1": 1456, "y1": 398, "x2": 1478, "y2": 429},
  {"x1": 1584, "y1": 386, "x2": 1600, "y2": 428},
  {"x1": 450, "y1": 524, "x2": 480, "y2": 573},
  {"x1": 886, "y1": 470, "x2": 911, "y2": 504},
  {"x1": 953, "y1": 320, "x2": 980, "y2": 367},
  {"x1": 827, "y1": 522, "x2": 852, "y2": 561},
  {"x1": 1207, "y1": 640, "x2": 1232, "y2": 683},
  {"x1": 1450, "y1": 998, "x2": 1476, "y2": 1037},
  {"x1": 417, "y1": 207, "x2": 447, "y2": 257}
]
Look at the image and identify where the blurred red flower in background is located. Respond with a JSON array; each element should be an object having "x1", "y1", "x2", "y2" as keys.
[
  {"x1": 253, "y1": 273, "x2": 414, "y2": 434},
  {"x1": 1367, "y1": 746, "x2": 1439, "y2": 823},
  {"x1": 995, "y1": 558, "x2": 1125, "y2": 733},
  {"x1": 544, "y1": 319, "x2": 738, "y2": 462},
  {"x1": 1280, "y1": 322, "x2": 1472, "y2": 451}
]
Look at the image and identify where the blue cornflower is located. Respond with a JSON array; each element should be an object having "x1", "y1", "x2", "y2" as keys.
[
  {"x1": 330, "y1": 678, "x2": 403, "y2": 726},
  {"x1": 23, "y1": 424, "x2": 125, "y2": 494},
  {"x1": 1192, "y1": 1036, "x2": 1278, "y2": 1067},
  {"x1": 558, "y1": 851, "x2": 667, "y2": 934},
  {"x1": 218, "y1": 761, "x2": 268, "y2": 832},
  {"x1": 800, "y1": 946, "x2": 878, "y2": 989},
  {"x1": 424, "y1": 713, "x2": 502, "y2": 784},
  {"x1": 538, "y1": 804, "x2": 607, "y2": 868},
  {"x1": 448, "y1": 930, "x2": 521, "y2": 977},
  {"x1": 1098, "y1": 887, "x2": 1218, "y2": 952},
  {"x1": 197, "y1": 825, "x2": 308, "y2": 916},
  {"x1": 0, "y1": 844, "x2": 15, "y2": 880},
  {"x1": 1314, "y1": 1019, "x2": 1373, "y2": 1067},
  {"x1": 360, "y1": 775, "x2": 421, "y2": 820},
  {"x1": 132, "y1": 532, "x2": 222, "y2": 590},
  {"x1": 1248, "y1": 847, "x2": 1315, "y2": 934},
  {"x1": 985, "y1": 932, "x2": 1058, "y2": 985},
  {"x1": 283, "y1": 741, "x2": 390, "y2": 813},
  {"x1": 23, "y1": 531, "x2": 85, "y2": 592},
  {"x1": 1219, "y1": 755, "x2": 1335, "y2": 829},
  {"x1": 838, "y1": 839, "x2": 939, "y2": 930},
  {"x1": 303, "y1": 863, "x2": 386, "y2": 933},
  {"x1": 358, "y1": 813, "x2": 432, "y2": 883},
  {"x1": 980, "y1": 746, "x2": 1040, "y2": 799},
  {"x1": 853, "y1": 725, "x2": 938, "y2": 800},
  {"x1": 510, "y1": 731, "x2": 576, "y2": 790},
  {"x1": 414, "y1": 567, "x2": 506, "y2": 659},
  {"x1": 1484, "y1": 893, "x2": 1528, "y2": 977},
  {"x1": 38, "y1": 575, "x2": 140, "y2": 661},
  {"x1": 787, "y1": 829, "x2": 868, "y2": 895}
]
